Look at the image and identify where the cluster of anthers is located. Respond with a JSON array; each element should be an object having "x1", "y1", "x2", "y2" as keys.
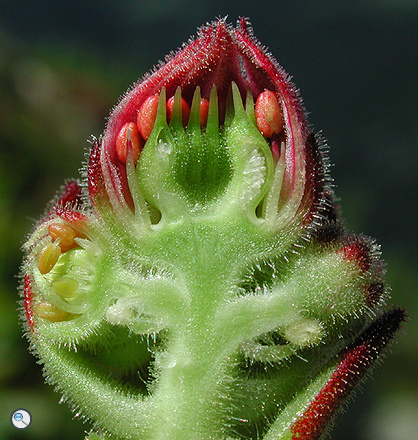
[
  {"x1": 114, "y1": 86, "x2": 284, "y2": 166},
  {"x1": 23, "y1": 184, "x2": 98, "y2": 327}
]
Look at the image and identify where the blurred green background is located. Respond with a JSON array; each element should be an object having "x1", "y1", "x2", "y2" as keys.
[{"x1": 0, "y1": 1, "x2": 416, "y2": 439}]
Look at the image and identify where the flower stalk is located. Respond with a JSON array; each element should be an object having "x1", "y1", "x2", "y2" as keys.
[{"x1": 20, "y1": 18, "x2": 404, "y2": 440}]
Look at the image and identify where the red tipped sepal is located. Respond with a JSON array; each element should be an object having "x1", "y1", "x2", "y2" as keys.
[{"x1": 290, "y1": 308, "x2": 406, "y2": 440}]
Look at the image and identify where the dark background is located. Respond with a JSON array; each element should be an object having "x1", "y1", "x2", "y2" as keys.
[{"x1": 0, "y1": 1, "x2": 416, "y2": 439}]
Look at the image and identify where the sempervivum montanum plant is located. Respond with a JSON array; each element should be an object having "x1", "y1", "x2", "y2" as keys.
[{"x1": 21, "y1": 18, "x2": 405, "y2": 440}]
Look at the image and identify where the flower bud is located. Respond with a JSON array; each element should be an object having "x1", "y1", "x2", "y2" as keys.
[
  {"x1": 88, "y1": 19, "x2": 327, "y2": 233},
  {"x1": 20, "y1": 18, "x2": 405, "y2": 440}
]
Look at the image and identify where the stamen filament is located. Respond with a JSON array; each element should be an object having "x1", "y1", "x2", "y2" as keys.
[
  {"x1": 188, "y1": 86, "x2": 202, "y2": 133},
  {"x1": 205, "y1": 86, "x2": 219, "y2": 142}
]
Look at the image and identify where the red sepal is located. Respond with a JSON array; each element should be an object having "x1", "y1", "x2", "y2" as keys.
[
  {"x1": 291, "y1": 308, "x2": 406, "y2": 439},
  {"x1": 23, "y1": 274, "x2": 35, "y2": 332}
]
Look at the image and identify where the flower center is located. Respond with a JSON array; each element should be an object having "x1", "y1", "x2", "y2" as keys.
[
  {"x1": 119, "y1": 83, "x2": 285, "y2": 223},
  {"x1": 116, "y1": 84, "x2": 285, "y2": 167}
]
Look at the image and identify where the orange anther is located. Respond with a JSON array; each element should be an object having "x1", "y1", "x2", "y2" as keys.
[
  {"x1": 48, "y1": 222, "x2": 86, "y2": 252},
  {"x1": 166, "y1": 95, "x2": 190, "y2": 126},
  {"x1": 37, "y1": 242, "x2": 61, "y2": 274},
  {"x1": 115, "y1": 122, "x2": 142, "y2": 165},
  {"x1": 255, "y1": 90, "x2": 284, "y2": 138},
  {"x1": 49, "y1": 223, "x2": 77, "y2": 247},
  {"x1": 137, "y1": 94, "x2": 160, "y2": 140},
  {"x1": 200, "y1": 98, "x2": 209, "y2": 127}
]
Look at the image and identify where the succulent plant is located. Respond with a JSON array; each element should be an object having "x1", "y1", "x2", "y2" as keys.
[{"x1": 20, "y1": 18, "x2": 405, "y2": 440}]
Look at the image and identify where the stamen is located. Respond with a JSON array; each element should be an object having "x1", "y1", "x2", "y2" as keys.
[
  {"x1": 224, "y1": 85, "x2": 234, "y2": 127},
  {"x1": 115, "y1": 122, "x2": 142, "y2": 165},
  {"x1": 154, "y1": 87, "x2": 168, "y2": 131},
  {"x1": 188, "y1": 86, "x2": 202, "y2": 133},
  {"x1": 245, "y1": 91, "x2": 255, "y2": 123},
  {"x1": 167, "y1": 87, "x2": 190, "y2": 128},
  {"x1": 255, "y1": 90, "x2": 284, "y2": 138},
  {"x1": 37, "y1": 242, "x2": 61, "y2": 274},
  {"x1": 231, "y1": 82, "x2": 246, "y2": 117},
  {"x1": 52, "y1": 276, "x2": 80, "y2": 299},
  {"x1": 205, "y1": 85, "x2": 219, "y2": 141},
  {"x1": 48, "y1": 223, "x2": 77, "y2": 251},
  {"x1": 137, "y1": 94, "x2": 160, "y2": 140},
  {"x1": 34, "y1": 301, "x2": 71, "y2": 322},
  {"x1": 200, "y1": 98, "x2": 209, "y2": 128},
  {"x1": 48, "y1": 222, "x2": 87, "y2": 253}
]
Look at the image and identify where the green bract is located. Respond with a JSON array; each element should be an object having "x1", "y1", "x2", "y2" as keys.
[{"x1": 21, "y1": 19, "x2": 404, "y2": 440}]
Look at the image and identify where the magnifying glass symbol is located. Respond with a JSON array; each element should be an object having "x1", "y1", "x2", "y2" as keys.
[
  {"x1": 14, "y1": 413, "x2": 28, "y2": 426},
  {"x1": 11, "y1": 409, "x2": 31, "y2": 429}
]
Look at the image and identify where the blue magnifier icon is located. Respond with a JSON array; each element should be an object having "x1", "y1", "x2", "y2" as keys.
[
  {"x1": 14, "y1": 413, "x2": 23, "y2": 422},
  {"x1": 11, "y1": 409, "x2": 31, "y2": 429}
]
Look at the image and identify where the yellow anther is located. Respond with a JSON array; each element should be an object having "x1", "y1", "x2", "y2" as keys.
[
  {"x1": 51, "y1": 277, "x2": 79, "y2": 299},
  {"x1": 34, "y1": 301, "x2": 70, "y2": 322},
  {"x1": 37, "y1": 242, "x2": 61, "y2": 274}
]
